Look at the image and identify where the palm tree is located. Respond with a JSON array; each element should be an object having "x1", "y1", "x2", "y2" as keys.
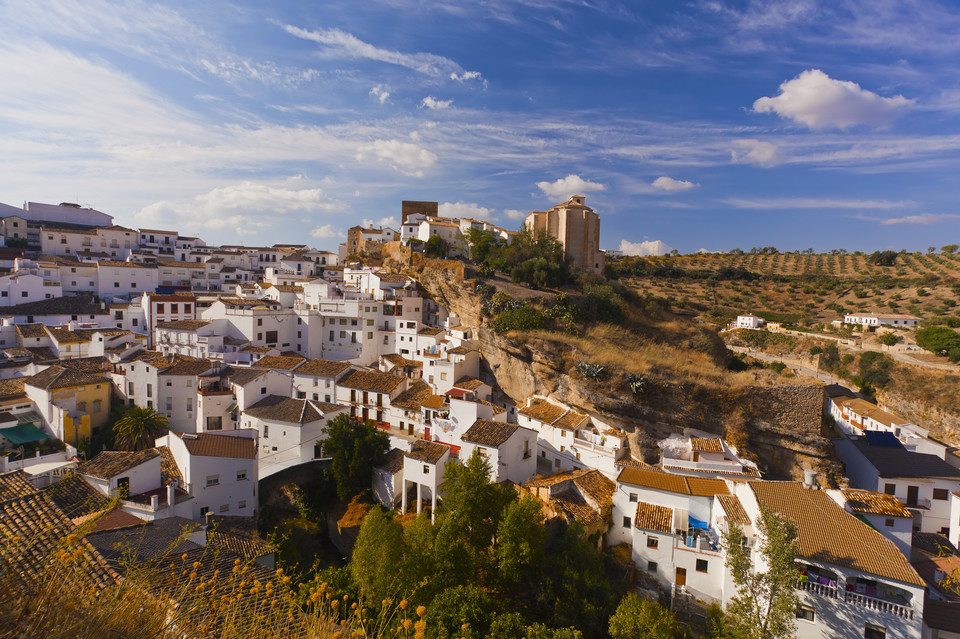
[{"x1": 114, "y1": 406, "x2": 169, "y2": 451}]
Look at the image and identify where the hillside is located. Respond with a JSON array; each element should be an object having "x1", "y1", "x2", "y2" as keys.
[
  {"x1": 611, "y1": 251, "x2": 960, "y2": 328},
  {"x1": 397, "y1": 258, "x2": 842, "y2": 485}
]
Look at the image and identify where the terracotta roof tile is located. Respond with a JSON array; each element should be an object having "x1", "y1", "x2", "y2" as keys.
[
  {"x1": 79, "y1": 449, "x2": 160, "y2": 480},
  {"x1": 453, "y1": 376, "x2": 485, "y2": 390},
  {"x1": 0, "y1": 493, "x2": 119, "y2": 590},
  {"x1": 157, "y1": 320, "x2": 210, "y2": 331},
  {"x1": 841, "y1": 489, "x2": 912, "y2": 518},
  {"x1": 391, "y1": 381, "x2": 434, "y2": 410},
  {"x1": 43, "y1": 474, "x2": 111, "y2": 520},
  {"x1": 296, "y1": 359, "x2": 352, "y2": 377},
  {"x1": 339, "y1": 368, "x2": 406, "y2": 393},
  {"x1": 691, "y1": 437, "x2": 724, "y2": 453},
  {"x1": 377, "y1": 448, "x2": 405, "y2": 474},
  {"x1": 519, "y1": 398, "x2": 567, "y2": 424},
  {"x1": 175, "y1": 433, "x2": 257, "y2": 459},
  {"x1": 251, "y1": 355, "x2": 306, "y2": 371},
  {"x1": 421, "y1": 395, "x2": 447, "y2": 410},
  {"x1": 750, "y1": 481, "x2": 924, "y2": 586},
  {"x1": 244, "y1": 395, "x2": 325, "y2": 424},
  {"x1": 717, "y1": 494, "x2": 751, "y2": 526},
  {"x1": 634, "y1": 501, "x2": 673, "y2": 533},
  {"x1": 0, "y1": 470, "x2": 38, "y2": 503},
  {"x1": 617, "y1": 466, "x2": 729, "y2": 496},
  {"x1": 405, "y1": 440, "x2": 449, "y2": 464},
  {"x1": 462, "y1": 419, "x2": 522, "y2": 447},
  {"x1": 26, "y1": 366, "x2": 111, "y2": 391}
]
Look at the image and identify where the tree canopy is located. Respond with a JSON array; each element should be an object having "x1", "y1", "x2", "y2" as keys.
[
  {"x1": 318, "y1": 413, "x2": 389, "y2": 501},
  {"x1": 113, "y1": 406, "x2": 169, "y2": 451},
  {"x1": 723, "y1": 507, "x2": 799, "y2": 639}
]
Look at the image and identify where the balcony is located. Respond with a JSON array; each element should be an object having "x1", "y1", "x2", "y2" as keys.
[
  {"x1": 797, "y1": 579, "x2": 838, "y2": 599},
  {"x1": 905, "y1": 498, "x2": 931, "y2": 510},
  {"x1": 844, "y1": 591, "x2": 913, "y2": 619}
]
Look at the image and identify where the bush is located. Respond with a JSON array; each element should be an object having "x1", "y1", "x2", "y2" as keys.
[
  {"x1": 490, "y1": 306, "x2": 548, "y2": 334},
  {"x1": 916, "y1": 326, "x2": 960, "y2": 356},
  {"x1": 877, "y1": 333, "x2": 902, "y2": 346},
  {"x1": 858, "y1": 351, "x2": 893, "y2": 389},
  {"x1": 808, "y1": 346, "x2": 823, "y2": 355},
  {"x1": 769, "y1": 362, "x2": 787, "y2": 375}
]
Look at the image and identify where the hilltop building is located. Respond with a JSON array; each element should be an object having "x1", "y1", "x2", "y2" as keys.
[{"x1": 525, "y1": 195, "x2": 604, "y2": 275}]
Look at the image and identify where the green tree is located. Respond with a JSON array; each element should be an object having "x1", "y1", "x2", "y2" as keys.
[
  {"x1": 723, "y1": 508, "x2": 799, "y2": 639},
  {"x1": 424, "y1": 584, "x2": 494, "y2": 639},
  {"x1": 5, "y1": 237, "x2": 29, "y2": 248},
  {"x1": 877, "y1": 333, "x2": 902, "y2": 346},
  {"x1": 608, "y1": 593, "x2": 687, "y2": 639},
  {"x1": 819, "y1": 343, "x2": 840, "y2": 369},
  {"x1": 868, "y1": 250, "x2": 898, "y2": 266},
  {"x1": 318, "y1": 413, "x2": 389, "y2": 501},
  {"x1": 400, "y1": 511, "x2": 437, "y2": 600},
  {"x1": 425, "y1": 235, "x2": 450, "y2": 258},
  {"x1": 113, "y1": 405, "x2": 169, "y2": 451},
  {"x1": 858, "y1": 351, "x2": 893, "y2": 389},
  {"x1": 916, "y1": 326, "x2": 960, "y2": 358},
  {"x1": 496, "y1": 494, "x2": 546, "y2": 587},
  {"x1": 351, "y1": 506, "x2": 405, "y2": 604},
  {"x1": 942, "y1": 244, "x2": 959, "y2": 255}
]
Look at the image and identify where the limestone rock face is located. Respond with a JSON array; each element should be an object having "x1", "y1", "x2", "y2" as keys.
[{"x1": 409, "y1": 263, "x2": 839, "y2": 483}]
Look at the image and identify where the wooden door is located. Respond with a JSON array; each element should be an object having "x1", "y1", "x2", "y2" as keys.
[
  {"x1": 675, "y1": 567, "x2": 687, "y2": 586},
  {"x1": 907, "y1": 485, "x2": 919, "y2": 505}
]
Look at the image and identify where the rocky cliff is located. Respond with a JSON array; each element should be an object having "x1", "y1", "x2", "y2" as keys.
[{"x1": 397, "y1": 261, "x2": 840, "y2": 483}]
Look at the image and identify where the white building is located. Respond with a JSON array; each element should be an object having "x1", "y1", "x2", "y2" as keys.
[
  {"x1": 735, "y1": 314, "x2": 765, "y2": 330},
  {"x1": 658, "y1": 431, "x2": 761, "y2": 479},
  {"x1": 827, "y1": 488, "x2": 914, "y2": 557},
  {"x1": 120, "y1": 353, "x2": 215, "y2": 432},
  {"x1": 400, "y1": 440, "x2": 450, "y2": 521},
  {"x1": 834, "y1": 433, "x2": 960, "y2": 536},
  {"x1": 459, "y1": 419, "x2": 537, "y2": 485},
  {"x1": 843, "y1": 313, "x2": 921, "y2": 329},
  {"x1": 241, "y1": 395, "x2": 346, "y2": 477},
  {"x1": 155, "y1": 431, "x2": 258, "y2": 520}
]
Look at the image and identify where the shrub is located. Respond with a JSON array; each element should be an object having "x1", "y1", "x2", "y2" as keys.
[
  {"x1": 916, "y1": 326, "x2": 960, "y2": 356},
  {"x1": 490, "y1": 306, "x2": 548, "y2": 334}
]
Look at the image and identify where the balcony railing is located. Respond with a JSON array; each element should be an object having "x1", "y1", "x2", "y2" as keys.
[
  {"x1": 797, "y1": 579, "x2": 838, "y2": 599},
  {"x1": 844, "y1": 591, "x2": 913, "y2": 619},
  {"x1": 572, "y1": 437, "x2": 617, "y2": 456},
  {"x1": 660, "y1": 457, "x2": 743, "y2": 473}
]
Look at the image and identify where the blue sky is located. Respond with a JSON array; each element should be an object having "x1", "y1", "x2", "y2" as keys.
[{"x1": 2, "y1": 0, "x2": 960, "y2": 254}]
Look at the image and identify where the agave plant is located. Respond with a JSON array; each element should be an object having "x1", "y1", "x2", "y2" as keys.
[{"x1": 576, "y1": 361, "x2": 605, "y2": 380}]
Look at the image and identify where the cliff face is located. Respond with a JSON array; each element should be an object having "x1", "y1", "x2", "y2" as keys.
[{"x1": 405, "y1": 263, "x2": 838, "y2": 483}]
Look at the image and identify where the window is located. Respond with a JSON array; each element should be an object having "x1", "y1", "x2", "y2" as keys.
[
  {"x1": 260, "y1": 387, "x2": 267, "y2": 395},
  {"x1": 933, "y1": 488, "x2": 949, "y2": 500},
  {"x1": 885, "y1": 518, "x2": 894, "y2": 527},
  {"x1": 647, "y1": 536, "x2": 658, "y2": 549},
  {"x1": 78, "y1": 401, "x2": 87, "y2": 412},
  {"x1": 128, "y1": 382, "x2": 135, "y2": 395},
  {"x1": 165, "y1": 398, "x2": 172, "y2": 411},
  {"x1": 171, "y1": 304, "x2": 178, "y2": 313},
  {"x1": 884, "y1": 483, "x2": 896, "y2": 495},
  {"x1": 146, "y1": 384, "x2": 153, "y2": 398},
  {"x1": 864, "y1": 623, "x2": 886, "y2": 639},
  {"x1": 166, "y1": 379, "x2": 172, "y2": 386},
  {"x1": 238, "y1": 500, "x2": 247, "y2": 510},
  {"x1": 186, "y1": 398, "x2": 193, "y2": 412},
  {"x1": 423, "y1": 464, "x2": 430, "y2": 474},
  {"x1": 796, "y1": 605, "x2": 815, "y2": 622},
  {"x1": 263, "y1": 424, "x2": 269, "y2": 438},
  {"x1": 207, "y1": 416, "x2": 222, "y2": 430},
  {"x1": 257, "y1": 318, "x2": 263, "y2": 326},
  {"x1": 219, "y1": 504, "x2": 229, "y2": 513},
  {"x1": 629, "y1": 493, "x2": 638, "y2": 503},
  {"x1": 647, "y1": 561, "x2": 657, "y2": 572},
  {"x1": 206, "y1": 474, "x2": 220, "y2": 487},
  {"x1": 237, "y1": 469, "x2": 247, "y2": 481},
  {"x1": 622, "y1": 516, "x2": 630, "y2": 528},
  {"x1": 696, "y1": 559, "x2": 709, "y2": 573},
  {"x1": 156, "y1": 304, "x2": 165, "y2": 313},
  {"x1": 132, "y1": 318, "x2": 138, "y2": 326}
]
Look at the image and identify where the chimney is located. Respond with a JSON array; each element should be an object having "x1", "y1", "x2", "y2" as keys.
[
  {"x1": 803, "y1": 469, "x2": 818, "y2": 489},
  {"x1": 151, "y1": 494, "x2": 159, "y2": 510},
  {"x1": 166, "y1": 480, "x2": 177, "y2": 508}
]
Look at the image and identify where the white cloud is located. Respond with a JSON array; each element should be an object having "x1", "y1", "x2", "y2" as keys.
[
  {"x1": 355, "y1": 139, "x2": 438, "y2": 176},
  {"x1": 450, "y1": 70, "x2": 484, "y2": 84},
  {"x1": 879, "y1": 213, "x2": 960, "y2": 225},
  {"x1": 753, "y1": 69, "x2": 913, "y2": 130},
  {"x1": 197, "y1": 181, "x2": 342, "y2": 213},
  {"x1": 731, "y1": 139, "x2": 783, "y2": 167},
  {"x1": 651, "y1": 176, "x2": 698, "y2": 191},
  {"x1": 504, "y1": 209, "x2": 527, "y2": 220},
  {"x1": 284, "y1": 24, "x2": 480, "y2": 80},
  {"x1": 311, "y1": 224, "x2": 346, "y2": 238},
  {"x1": 361, "y1": 216, "x2": 399, "y2": 229},
  {"x1": 620, "y1": 239, "x2": 673, "y2": 256},
  {"x1": 536, "y1": 174, "x2": 606, "y2": 199},
  {"x1": 420, "y1": 96, "x2": 453, "y2": 110},
  {"x1": 438, "y1": 202, "x2": 494, "y2": 220},
  {"x1": 370, "y1": 84, "x2": 390, "y2": 104}
]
